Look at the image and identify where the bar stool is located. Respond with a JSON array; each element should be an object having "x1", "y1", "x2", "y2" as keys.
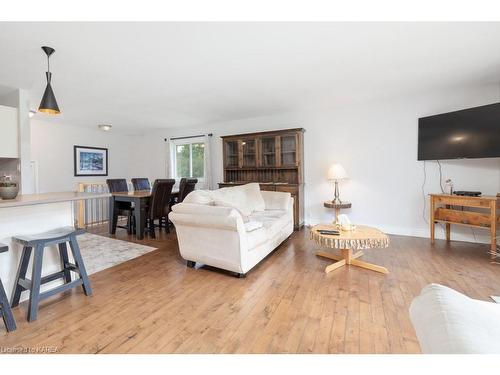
[
  {"x1": 10, "y1": 227, "x2": 92, "y2": 322},
  {"x1": 0, "y1": 242, "x2": 16, "y2": 332}
]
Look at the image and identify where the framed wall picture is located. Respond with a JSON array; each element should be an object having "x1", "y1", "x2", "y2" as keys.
[{"x1": 74, "y1": 145, "x2": 108, "y2": 176}]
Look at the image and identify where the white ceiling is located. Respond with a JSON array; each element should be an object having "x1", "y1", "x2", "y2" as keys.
[{"x1": 1, "y1": 22, "x2": 500, "y2": 131}]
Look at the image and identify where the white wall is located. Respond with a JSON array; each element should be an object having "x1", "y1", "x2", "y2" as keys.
[
  {"x1": 30, "y1": 119, "x2": 145, "y2": 193},
  {"x1": 27, "y1": 83, "x2": 500, "y2": 244},
  {"x1": 137, "y1": 83, "x2": 500, "y2": 243}
]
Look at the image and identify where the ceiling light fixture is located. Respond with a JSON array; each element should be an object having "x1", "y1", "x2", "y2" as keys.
[
  {"x1": 98, "y1": 124, "x2": 112, "y2": 131},
  {"x1": 38, "y1": 46, "x2": 60, "y2": 115}
]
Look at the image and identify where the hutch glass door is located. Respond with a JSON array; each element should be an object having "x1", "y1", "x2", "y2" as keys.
[
  {"x1": 225, "y1": 140, "x2": 239, "y2": 167},
  {"x1": 241, "y1": 139, "x2": 256, "y2": 167},
  {"x1": 280, "y1": 135, "x2": 297, "y2": 166}
]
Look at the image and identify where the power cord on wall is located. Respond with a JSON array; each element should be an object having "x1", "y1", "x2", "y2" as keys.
[
  {"x1": 423, "y1": 160, "x2": 446, "y2": 234},
  {"x1": 421, "y1": 161, "x2": 428, "y2": 225},
  {"x1": 436, "y1": 160, "x2": 445, "y2": 193}
]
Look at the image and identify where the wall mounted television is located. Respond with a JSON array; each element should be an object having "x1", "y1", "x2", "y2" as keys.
[{"x1": 418, "y1": 102, "x2": 500, "y2": 160}]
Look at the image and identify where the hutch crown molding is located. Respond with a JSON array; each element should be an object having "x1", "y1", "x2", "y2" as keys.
[{"x1": 219, "y1": 128, "x2": 305, "y2": 230}]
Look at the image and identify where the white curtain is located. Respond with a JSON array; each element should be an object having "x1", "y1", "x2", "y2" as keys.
[
  {"x1": 203, "y1": 134, "x2": 213, "y2": 189},
  {"x1": 165, "y1": 138, "x2": 172, "y2": 178}
]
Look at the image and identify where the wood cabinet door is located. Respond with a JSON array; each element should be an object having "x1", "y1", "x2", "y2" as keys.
[
  {"x1": 279, "y1": 133, "x2": 298, "y2": 167},
  {"x1": 224, "y1": 140, "x2": 239, "y2": 168},
  {"x1": 241, "y1": 138, "x2": 257, "y2": 168},
  {"x1": 258, "y1": 136, "x2": 277, "y2": 167}
]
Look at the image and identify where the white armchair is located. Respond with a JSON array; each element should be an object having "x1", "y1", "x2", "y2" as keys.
[{"x1": 169, "y1": 184, "x2": 294, "y2": 277}]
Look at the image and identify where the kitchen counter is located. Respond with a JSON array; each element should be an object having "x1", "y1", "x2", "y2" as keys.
[{"x1": 0, "y1": 191, "x2": 111, "y2": 208}]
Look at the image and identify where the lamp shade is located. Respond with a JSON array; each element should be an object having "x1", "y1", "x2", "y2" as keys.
[
  {"x1": 38, "y1": 72, "x2": 60, "y2": 114},
  {"x1": 327, "y1": 163, "x2": 348, "y2": 180}
]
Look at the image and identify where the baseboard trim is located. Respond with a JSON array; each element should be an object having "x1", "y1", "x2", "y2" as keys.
[{"x1": 305, "y1": 218, "x2": 492, "y2": 245}]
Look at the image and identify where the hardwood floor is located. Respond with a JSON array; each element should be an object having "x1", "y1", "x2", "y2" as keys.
[{"x1": 1, "y1": 225, "x2": 499, "y2": 353}]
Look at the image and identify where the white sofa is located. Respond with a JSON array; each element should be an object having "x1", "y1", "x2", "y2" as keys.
[
  {"x1": 409, "y1": 283, "x2": 500, "y2": 353},
  {"x1": 168, "y1": 183, "x2": 294, "y2": 276}
]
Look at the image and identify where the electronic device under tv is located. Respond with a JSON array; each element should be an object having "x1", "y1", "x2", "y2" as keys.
[{"x1": 418, "y1": 102, "x2": 500, "y2": 160}]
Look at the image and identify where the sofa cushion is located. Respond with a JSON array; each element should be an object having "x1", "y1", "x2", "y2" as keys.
[
  {"x1": 248, "y1": 209, "x2": 291, "y2": 239},
  {"x1": 242, "y1": 183, "x2": 266, "y2": 212},
  {"x1": 261, "y1": 190, "x2": 292, "y2": 210},
  {"x1": 211, "y1": 183, "x2": 264, "y2": 216},
  {"x1": 244, "y1": 221, "x2": 264, "y2": 232}
]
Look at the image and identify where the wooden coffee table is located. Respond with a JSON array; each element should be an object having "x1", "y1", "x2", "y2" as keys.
[{"x1": 311, "y1": 224, "x2": 389, "y2": 274}]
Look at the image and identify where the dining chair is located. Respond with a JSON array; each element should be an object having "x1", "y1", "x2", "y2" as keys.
[
  {"x1": 165, "y1": 178, "x2": 198, "y2": 229},
  {"x1": 178, "y1": 178, "x2": 198, "y2": 203},
  {"x1": 131, "y1": 178, "x2": 151, "y2": 191},
  {"x1": 145, "y1": 179, "x2": 176, "y2": 238},
  {"x1": 106, "y1": 179, "x2": 134, "y2": 235}
]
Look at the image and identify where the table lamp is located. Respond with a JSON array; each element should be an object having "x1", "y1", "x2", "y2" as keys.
[{"x1": 327, "y1": 163, "x2": 348, "y2": 204}]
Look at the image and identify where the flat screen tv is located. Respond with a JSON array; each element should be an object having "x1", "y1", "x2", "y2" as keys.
[{"x1": 418, "y1": 102, "x2": 500, "y2": 160}]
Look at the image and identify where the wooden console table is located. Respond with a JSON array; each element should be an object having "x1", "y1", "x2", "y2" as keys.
[{"x1": 429, "y1": 194, "x2": 499, "y2": 258}]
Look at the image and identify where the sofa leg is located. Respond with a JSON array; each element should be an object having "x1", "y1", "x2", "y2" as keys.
[
  {"x1": 234, "y1": 272, "x2": 246, "y2": 278},
  {"x1": 187, "y1": 260, "x2": 196, "y2": 268}
]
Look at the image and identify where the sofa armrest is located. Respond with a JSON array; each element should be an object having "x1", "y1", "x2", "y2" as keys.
[
  {"x1": 261, "y1": 190, "x2": 292, "y2": 210},
  {"x1": 169, "y1": 203, "x2": 245, "y2": 231},
  {"x1": 409, "y1": 283, "x2": 500, "y2": 354}
]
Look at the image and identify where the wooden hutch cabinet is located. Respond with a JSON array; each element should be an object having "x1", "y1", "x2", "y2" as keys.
[{"x1": 219, "y1": 128, "x2": 305, "y2": 230}]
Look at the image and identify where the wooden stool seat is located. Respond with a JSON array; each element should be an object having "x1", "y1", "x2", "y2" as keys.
[
  {"x1": 10, "y1": 227, "x2": 92, "y2": 322},
  {"x1": 12, "y1": 227, "x2": 85, "y2": 247}
]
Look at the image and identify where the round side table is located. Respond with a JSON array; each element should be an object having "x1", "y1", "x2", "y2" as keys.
[{"x1": 324, "y1": 201, "x2": 351, "y2": 223}]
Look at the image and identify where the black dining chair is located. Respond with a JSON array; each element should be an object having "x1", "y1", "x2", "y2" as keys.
[
  {"x1": 106, "y1": 179, "x2": 134, "y2": 235},
  {"x1": 145, "y1": 179, "x2": 176, "y2": 238},
  {"x1": 178, "y1": 178, "x2": 198, "y2": 203},
  {"x1": 131, "y1": 178, "x2": 151, "y2": 191},
  {"x1": 165, "y1": 178, "x2": 198, "y2": 229}
]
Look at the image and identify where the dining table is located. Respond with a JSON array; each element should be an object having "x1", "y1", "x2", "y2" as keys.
[{"x1": 109, "y1": 189, "x2": 179, "y2": 240}]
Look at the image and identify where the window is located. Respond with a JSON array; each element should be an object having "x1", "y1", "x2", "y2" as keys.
[{"x1": 171, "y1": 138, "x2": 205, "y2": 180}]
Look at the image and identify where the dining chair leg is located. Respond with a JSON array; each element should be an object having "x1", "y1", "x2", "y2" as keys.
[
  {"x1": 127, "y1": 212, "x2": 133, "y2": 235},
  {"x1": 164, "y1": 217, "x2": 170, "y2": 233},
  {"x1": 149, "y1": 219, "x2": 156, "y2": 239}
]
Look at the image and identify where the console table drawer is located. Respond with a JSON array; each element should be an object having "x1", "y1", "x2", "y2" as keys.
[
  {"x1": 435, "y1": 208, "x2": 491, "y2": 227},
  {"x1": 434, "y1": 195, "x2": 493, "y2": 208}
]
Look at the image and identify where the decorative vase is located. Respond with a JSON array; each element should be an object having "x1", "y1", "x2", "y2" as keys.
[{"x1": 0, "y1": 175, "x2": 19, "y2": 199}]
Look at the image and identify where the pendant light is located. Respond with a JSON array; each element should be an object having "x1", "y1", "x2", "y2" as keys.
[{"x1": 38, "y1": 46, "x2": 60, "y2": 115}]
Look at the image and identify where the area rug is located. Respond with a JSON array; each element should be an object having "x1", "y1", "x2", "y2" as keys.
[{"x1": 78, "y1": 233, "x2": 157, "y2": 275}]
